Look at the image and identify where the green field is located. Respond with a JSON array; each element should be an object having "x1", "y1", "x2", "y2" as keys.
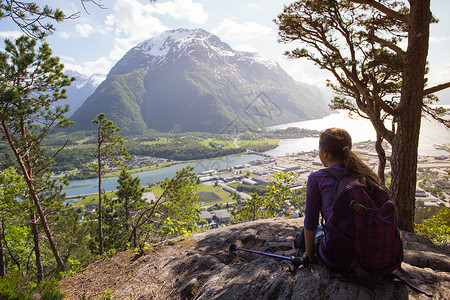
[
  {"x1": 198, "y1": 191, "x2": 222, "y2": 203},
  {"x1": 199, "y1": 139, "x2": 236, "y2": 149},
  {"x1": 72, "y1": 191, "x2": 117, "y2": 207},
  {"x1": 236, "y1": 138, "x2": 278, "y2": 146}
]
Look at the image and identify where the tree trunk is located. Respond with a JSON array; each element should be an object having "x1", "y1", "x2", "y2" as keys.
[
  {"x1": 30, "y1": 211, "x2": 43, "y2": 282},
  {"x1": 98, "y1": 150, "x2": 104, "y2": 256},
  {"x1": 125, "y1": 196, "x2": 129, "y2": 231},
  {"x1": 0, "y1": 219, "x2": 5, "y2": 277},
  {"x1": 390, "y1": 0, "x2": 431, "y2": 232},
  {"x1": 1, "y1": 122, "x2": 66, "y2": 272},
  {"x1": 29, "y1": 187, "x2": 66, "y2": 272},
  {"x1": 375, "y1": 133, "x2": 386, "y2": 188}
]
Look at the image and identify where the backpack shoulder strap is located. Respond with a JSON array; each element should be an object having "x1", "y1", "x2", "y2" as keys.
[
  {"x1": 394, "y1": 267, "x2": 433, "y2": 297},
  {"x1": 323, "y1": 167, "x2": 360, "y2": 198},
  {"x1": 322, "y1": 167, "x2": 346, "y2": 180}
]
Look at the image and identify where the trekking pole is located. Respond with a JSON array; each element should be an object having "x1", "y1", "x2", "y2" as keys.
[{"x1": 229, "y1": 244, "x2": 309, "y2": 272}]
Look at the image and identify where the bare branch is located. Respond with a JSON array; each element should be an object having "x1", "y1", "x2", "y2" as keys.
[
  {"x1": 423, "y1": 81, "x2": 450, "y2": 96},
  {"x1": 349, "y1": 0, "x2": 409, "y2": 23},
  {"x1": 422, "y1": 105, "x2": 450, "y2": 128},
  {"x1": 369, "y1": 32, "x2": 406, "y2": 60},
  {"x1": 81, "y1": 0, "x2": 107, "y2": 15}
]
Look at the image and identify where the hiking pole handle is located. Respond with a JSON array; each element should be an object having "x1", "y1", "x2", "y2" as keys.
[{"x1": 290, "y1": 256, "x2": 309, "y2": 272}]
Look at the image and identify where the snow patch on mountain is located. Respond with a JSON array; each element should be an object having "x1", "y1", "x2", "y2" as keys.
[
  {"x1": 239, "y1": 51, "x2": 279, "y2": 69},
  {"x1": 131, "y1": 29, "x2": 272, "y2": 68}
]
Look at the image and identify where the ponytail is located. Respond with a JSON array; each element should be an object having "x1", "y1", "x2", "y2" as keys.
[{"x1": 320, "y1": 128, "x2": 380, "y2": 191}]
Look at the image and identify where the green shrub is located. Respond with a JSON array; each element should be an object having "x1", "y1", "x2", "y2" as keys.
[
  {"x1": 37, "y1": 278, "x2": 66, "y2": 300},
  {"x1": 415, "y1": 207, "x2": 450, "y2": 244},
  {"x1": 0, "y1": 274, "x2": 65, "y2": 300},
  {"x1": 0, "y1": 274, "x2": 27, "y2": 300}
]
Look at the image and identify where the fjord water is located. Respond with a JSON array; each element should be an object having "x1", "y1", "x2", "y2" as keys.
[
  {"x1": 65, "y1": 110, "x2": 449, "y2": 197},
  {"x1": 64, "y1": 154, "x2": 263, "y2": 197},
  {"x1": 266, "y1": 110, "x2": 450, "y2": 157}
]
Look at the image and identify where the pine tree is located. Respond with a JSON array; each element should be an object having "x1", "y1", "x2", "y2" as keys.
[
  {"x1": 116, "y1": 169, "x2": 144, "y2": 232},
  {"x1": 91, "y1": 113, "x2": 129, "y2": 256},
  {"x1": 104, "y1": 169, "x2": 144, "y2": 251},
  {"x1": 275, "y1": 0, "x2": 450, "y2": 231},
  {"x1": 0, "y1": 36, "x2": 73, "y2": 276}
]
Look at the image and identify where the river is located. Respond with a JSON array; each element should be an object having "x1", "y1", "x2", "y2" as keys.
[
  {"x1": 65, "y1": 110, "x2": 449, "y2": 197},
  {"x1": 64, "y1": 154, "x2": 263, "y2": 197}
]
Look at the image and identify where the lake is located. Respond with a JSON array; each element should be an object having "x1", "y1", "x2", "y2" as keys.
[{"x1": 65, "y1": 110, "x2": 449, "y2": 197}]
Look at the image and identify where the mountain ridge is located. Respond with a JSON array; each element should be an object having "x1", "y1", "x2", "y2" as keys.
[{"x1": 69, "y1": 28, "x2": 330, "y2": 135}]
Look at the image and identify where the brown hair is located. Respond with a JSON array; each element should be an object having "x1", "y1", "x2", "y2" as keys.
[{"x1": 319, "y1": 128, "x2": 380, "y2": 190}]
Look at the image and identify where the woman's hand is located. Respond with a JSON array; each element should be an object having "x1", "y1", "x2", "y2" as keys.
[{"x1": 304, "y1": 228, "x2": 317, "y2": 262}]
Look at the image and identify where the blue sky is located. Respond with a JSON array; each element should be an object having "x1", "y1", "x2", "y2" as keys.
[{"x1": 1, "y1": 0, "x2": 449, "y2": 100}]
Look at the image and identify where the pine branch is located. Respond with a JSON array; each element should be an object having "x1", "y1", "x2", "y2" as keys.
[{"x1": 349, "y1": 0, "x2": 409, "y2": 23}]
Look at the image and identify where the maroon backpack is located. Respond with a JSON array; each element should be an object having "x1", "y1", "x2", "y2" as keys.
[
  {"x1": 319, "y1": 167, "x2": 403, "y2": 278},
  {"x1": 318, "y1": 168, "x2": 433, "y2": 296}
]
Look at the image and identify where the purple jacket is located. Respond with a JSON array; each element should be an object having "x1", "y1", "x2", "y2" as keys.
[{"x1": 304, "y1": 164, "x2": 343, "y2": 231}]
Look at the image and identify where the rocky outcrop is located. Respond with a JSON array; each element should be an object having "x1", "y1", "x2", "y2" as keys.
[{"x1": 60, "y1": 218, "x2": 450, "y2": 299}]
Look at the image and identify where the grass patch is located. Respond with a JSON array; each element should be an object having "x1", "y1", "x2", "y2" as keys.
[
  {"x1": 196, "y1": 184, "x2": 231, "y2": 199},
  {"x1": 196, "y1": 184, "x2": 218, "y2": 192},
  {"x1": 199, "y1": 139, "x2": 236, "y2": 149},
  {"x1": 63, "y1": 184, "x2": 91, "y2": 190},
  {"x1": 215, "y1": 190, "x2": 231, "y2": 199},
  {"x1": 227, "y1": 183, "x2": 240, "y2": 189},
  {"x1": 72, "y1": 191, "x2": 117, "y2": 207},
  {"x1": 198, "y1": 191, "x2": 222, "y2": 203},
  {"x1": 141, "y1": 141, "x2": 165, "y2": 145},
  {"x1": 237, "y1": 138, "x2": 278, "y2": 146},
  {"x1": 149, "y1": 185, "x2": 164, "y2": 198}
]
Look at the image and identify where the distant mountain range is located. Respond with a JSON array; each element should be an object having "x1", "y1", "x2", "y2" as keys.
[
  {"x1": 68, "y1": 28, "x2": 330, "y2": 135},
  {"x1": 57, "y1": 71, "x2": 104, "y2": 117}
]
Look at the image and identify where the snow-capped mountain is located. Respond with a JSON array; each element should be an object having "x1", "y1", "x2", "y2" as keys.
[
  {"x1": 58, "y1": 71, "x2": 103, "y2": 117},
  {"x1": 69, "y1": 28, "x2": 329, "y2": 134}
]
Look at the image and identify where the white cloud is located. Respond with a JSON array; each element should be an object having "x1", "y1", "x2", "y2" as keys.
[
  {"x1": 63, "y1": 56, "x2": 114, "y2": 77},
  {"x1": 108, "y1": 42, "x2": 131, "y2": 61},
  {"x1": 154, "y1": 0, "x2": 208, "y2": 24},
  {"x1": 0, "y1": 31, "x2": 22, "y2": 40},
  {"x1": 63, "y1": 62, "x2": 84, "y2": 74},
  {"x1": 212, "y1": 19, "x2": 272, "y2": 41},
  {"x1": 59, "y1": 0, "x2": 209, "y2": 79},
  {"x1": 103, "y1": 0, "x2": 169, "y2": 66},
  {"x1": 429, "y1": 36, "x2": 450, "y2": 43},
  {"x1": 58, "y1": 31, "x2": 71, "y2": 39},
  {"x1": 84, "y1": 56, "x2": 115, "y2": 75},
  {"x1": 281, "y1": 59, "x2": 332, "y2": 87},
  {"x1": 233, "y1": 44, "x2": 256, "y2": 52},
  {"x1": 105, "y1": 0, "x2": 166, "y2": 34},
  {"x1": 75, "y1": 23, "x2": 94, "y2": 38}
]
